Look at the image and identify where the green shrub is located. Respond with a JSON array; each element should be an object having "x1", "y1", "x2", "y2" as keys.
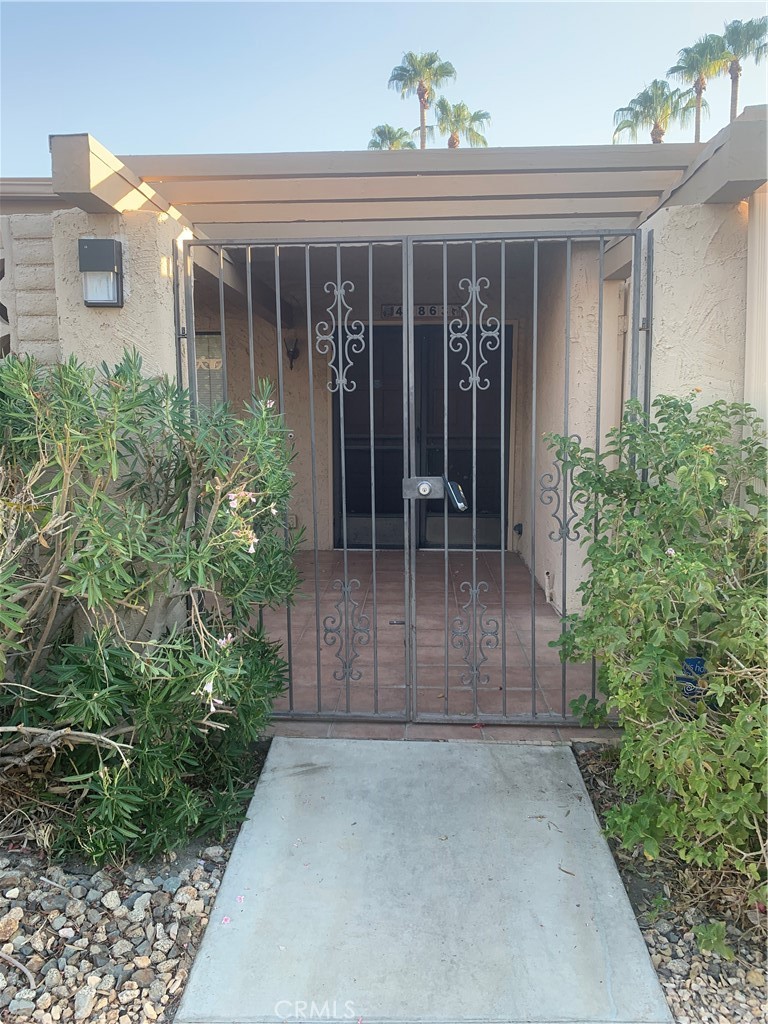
[
  {"x1": 0, "y1": 352, "x2": 298, "y2": 862},
  {"x1": 549, "y1": 393, "x2": 767, "y2": 909}
]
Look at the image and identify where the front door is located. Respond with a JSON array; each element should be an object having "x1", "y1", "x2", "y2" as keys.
[{"x1": 335, "y1": 323, "x2": 512, "y2": 551}]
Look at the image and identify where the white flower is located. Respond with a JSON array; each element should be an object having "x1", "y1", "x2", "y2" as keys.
[
  {"x1": 666, "y1": 548, "x2": 676, "y2": 558},
  {"x1": 203, "y1": 679, "x2": 214, "y2": 694},
  {"x1": 266, "y1": 399, "x2": 275, "y2": 409},
  {"x1": 216, "y1": 632, "x2": 234, "y2": 649}
]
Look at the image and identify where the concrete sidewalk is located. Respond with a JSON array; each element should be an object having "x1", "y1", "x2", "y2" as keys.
[{"x1": 176, "y1": 738, "x2": 671, "y2": 1024}]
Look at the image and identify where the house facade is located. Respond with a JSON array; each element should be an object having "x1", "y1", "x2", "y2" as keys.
[{"x1": 1, "y1": 109, "x2": 765, "y2": 725}]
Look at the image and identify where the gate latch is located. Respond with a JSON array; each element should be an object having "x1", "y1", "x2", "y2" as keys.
[
  {"x1": 403, "y1": 476, "x2": 444, "y2": 500},
  {"x1": 402, "y1": 476, "x2": 469, "y2": 512}
]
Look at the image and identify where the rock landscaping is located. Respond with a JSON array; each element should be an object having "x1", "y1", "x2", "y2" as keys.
[
  {"x1": 575, "y1": 743, "x2": 767, "y2": 1024},
  {"x1": 0, "y1": 843, "x2": 231, "y2": 1023}
]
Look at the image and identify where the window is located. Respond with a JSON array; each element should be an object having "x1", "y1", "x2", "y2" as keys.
[{"x1": 195, "y1": 332, "x2": 224, "y2": 409}]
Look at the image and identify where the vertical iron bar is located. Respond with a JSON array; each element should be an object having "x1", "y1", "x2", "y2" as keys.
[
  {"x1": 471, "y1": 241, "x2": 478, "y2": 718},
  {"x1": 274, "y1": 247, "x2": 293, "y2": 711},
  {"x1": 500, "y1": 241, "x2": 507, "y2": 718},
  {"x1": 183, "y1": 241, "x2": 198, "y2": 422},
  {"x1": 367, "y1": 244, "x2": 379, "y2": 714},
  {"x1": 305, "y1": 247, "x2": 323, "y2": 713},
  {"x1": 218, "y1": 248, "x2": 229, "y2": 403},
  {"x1": 561, "y1": 239, "x2": 572, "y2": 718},
  {"x1": 629, "y1": 231, "x2": 642, "y2": 401},
  {"x1": 442, "y1": 242, "x2": 449, "y2": 716},
  {"x1": 592, "y1": 237, "x2": 605, "y2": 701},
  {"x1": 530, "y1": 240, "x2": 538, "y2": 717},
  {"x1": 403, "y1": 240, "x2": 414, "y2": 719},
  {"x1": 245, "y1": 246, "x2": 256, "y2": 398},
  {"x1": 643, "y1": 229, "x2": 655, "y2": 416},
  {"x1": 335, "y1": 245, "x2": 351, "y2": 713},
  {"x1": 171, "y1": 242, "x2": 183, "y2": 385}
]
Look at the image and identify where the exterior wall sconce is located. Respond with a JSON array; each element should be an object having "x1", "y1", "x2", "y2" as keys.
[
  {"x1": 285, "y1": 337, "x2": 300, "y2": 370},
  {"x1": 78, "y1": 238, "x2": 123, "y2": 307}
]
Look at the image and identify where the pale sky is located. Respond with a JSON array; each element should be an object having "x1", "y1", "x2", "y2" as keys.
[{"x1": 1, "y1": 0, "x2": 766, "y2": 175}]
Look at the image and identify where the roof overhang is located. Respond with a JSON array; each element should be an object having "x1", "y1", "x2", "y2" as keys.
[{"x1": 2, "y1": 108, "x2": 765, "y2": 260}]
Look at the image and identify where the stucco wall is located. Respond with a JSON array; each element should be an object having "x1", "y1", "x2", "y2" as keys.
[
  {"x1": 51, "y1": 208, "x2": 180, "y2": 378},
  {"x1": 511, "y1": 243, "x2": 624, "y2": 613},
  {"x1": 0, "y1": 213, "x2": 60, "y2": 363},
  {"x1": 641, "y1": 203, "x2": 749, "y2": 404},
  {"x1": 193, "y1": 284, "x2": 334, "y2": 550}
]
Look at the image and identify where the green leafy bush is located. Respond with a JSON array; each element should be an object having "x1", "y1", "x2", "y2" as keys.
[
  {"x1": 0, "y1": 352, "x2": 298, "y2": 862},
  {"x1": 550, "y1": 393, "x2": 767, "y2": 909}
]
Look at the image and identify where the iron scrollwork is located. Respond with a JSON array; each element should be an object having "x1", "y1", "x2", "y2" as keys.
[
  {"x1": 450, "y1": 581, "x2": 499, "y2": 687},
  {"x1": 323, "y1": 578, "x2": 370, "y2": 682},
  {"x1": 315, "y1": 280, "x2": 366, "y2": 393},
  {"x1": 448, "y1": 276, "x2": 501, "y2": 392},
  {"x1": 539, "y1": 434, "x2": 583, "y2": 542}
]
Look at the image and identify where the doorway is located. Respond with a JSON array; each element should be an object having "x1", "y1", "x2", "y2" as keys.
[{"x1": 334, "y1": 324, "x2": 513, "y2": 549}]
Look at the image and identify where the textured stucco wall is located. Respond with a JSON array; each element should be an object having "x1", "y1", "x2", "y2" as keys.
[
  {"x1": 641, "y1": 203, "x2": 749, "y2": 404},
  {"x1": 51, "y1": 208, "x2": 180, "y2": 378},
  {"x1": 512, "y1": 243, "x2": 623, "y2": 613},
  {"x1": 0, "y1": 213, "x2": 60, "y2": 363},
  {"x1": 744, "y1": 186, "x2": 767, "y2": 428},
  {"x1": 194, "y1": 286, "x2": 334, "y2": 550}
]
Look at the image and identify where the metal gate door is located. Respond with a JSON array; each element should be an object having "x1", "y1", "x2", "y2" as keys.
[{"x1": 181, "y1": 230, "x2": 644, "y2": 724}]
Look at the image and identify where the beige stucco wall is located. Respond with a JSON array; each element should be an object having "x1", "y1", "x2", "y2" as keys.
[
  {"x1": 0, "y1": 213, "x2": 60, "y2": 363},
  {"x1": 640, "y1": 203, "x2": 749, "y2": 404},
  {"x1": 744, "y1": 185, "x2": 767, "y2": 428},
  {"x1": 50, "y1": 208, "x2": 181, "y2": 378},
  {"x1": 511, "y1": 243, "x2": 624, "y2": 613},
  {"x1": 193, "y1": 283, "x2": 334, "y2": 550}
]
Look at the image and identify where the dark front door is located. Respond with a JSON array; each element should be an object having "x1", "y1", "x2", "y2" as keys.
[{"x1": 335, "y1": 324, "x2": 512, "y2": 549}]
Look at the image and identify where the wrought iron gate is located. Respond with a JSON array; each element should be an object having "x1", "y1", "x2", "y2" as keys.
[{"x1": 181, "y1": 230, "x2": 646, "y2": 724}]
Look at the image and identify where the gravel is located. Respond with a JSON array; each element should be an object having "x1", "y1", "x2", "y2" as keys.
[
  {"x1": 0, "y1": 844, "x2": 231, "y2": 1023},
  {"x1": 574, "y1": 744, "x2": 767, "y2": 1024}
]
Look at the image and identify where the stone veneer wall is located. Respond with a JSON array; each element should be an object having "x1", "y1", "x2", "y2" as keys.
[{"x1": 0, "y1": 214, "x2": 60, "y2": 363}]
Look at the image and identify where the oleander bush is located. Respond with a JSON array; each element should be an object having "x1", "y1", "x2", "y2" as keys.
[
  {"x1": 0, "y1": 352, "x2": 298, "y2": 863},
  {"x1": 550, "y1": 392, "x2": 767, "y2": 911}
]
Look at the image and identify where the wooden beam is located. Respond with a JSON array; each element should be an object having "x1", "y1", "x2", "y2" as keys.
[
  {"x1": 49, "y1": 133, "x2": 192, "y2": 225},
  {"x1": 119, "y1": 144, "x2": 702, "y2": 183},
  {"x1": 191, "y1": 217, "x2": 638, "y2": 241},
  {"x1": 183, "y1": 195, "x2": 652, "y2": 226},
  {"x1": 155, "y1": 169, "x2": 681, "y2": 206}
]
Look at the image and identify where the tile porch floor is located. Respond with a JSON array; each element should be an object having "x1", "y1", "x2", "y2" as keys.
[{"x1": 261, "y1": 550, "x2": 615, "y2": 742}]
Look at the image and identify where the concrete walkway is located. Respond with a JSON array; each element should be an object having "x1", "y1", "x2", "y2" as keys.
[{"x1": 176, "y1": 738, "x2": 671, "y2": 1024}]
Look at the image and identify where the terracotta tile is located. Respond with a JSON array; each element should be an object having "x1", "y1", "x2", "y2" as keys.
[
  {"x1": 478, "y1": 725, "x2": 563, "y2": 743},
  {"x1": 406, "y1": 723, "x2": 486, "y2": 741},
  {"x1": 266, "y1": 721, "x2": 332, "y2": 738},
  {"x1": 328, "y1": 722, "x2": 406, "y2": 740}
]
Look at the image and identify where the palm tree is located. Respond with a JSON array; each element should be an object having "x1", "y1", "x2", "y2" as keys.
[
  {"x1": 720, "y1": 18, "x2": 767, "y2": 122},
  {"x1": 613, "y1": 80, "x2": 696, "y2": 144},
  {"x1": 388, "y1": 51, "x2": 456, "y2": 150},
  {"x1": 433, "y1": 98, "x2": 490, "y2": 148},
  {"x1": 668, "y1": 35, "x2": 730, "y2": 142},
  {"x1": 367, "y1": 125, "x2": 417, "y2": 150}
]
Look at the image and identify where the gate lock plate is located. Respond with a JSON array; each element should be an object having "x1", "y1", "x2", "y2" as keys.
[
  {"x1": 403, "y1": 476, "x2": 444, "y2": 500},
  {"x1": 402, "y1": 476, "x2": 469, "y2": 512}
]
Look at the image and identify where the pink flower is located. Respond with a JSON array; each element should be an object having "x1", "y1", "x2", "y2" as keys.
[{"x1": 221, "y1": 916, "x2": 231, "y2": 925}]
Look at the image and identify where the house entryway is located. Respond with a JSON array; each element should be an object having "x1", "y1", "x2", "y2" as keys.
[
  {"x1": 183, "y1": 229, "x2": 647, "y2": 725},
  {"x1": 175, "y1": 737, "x2": 672, "y2": 1024}
]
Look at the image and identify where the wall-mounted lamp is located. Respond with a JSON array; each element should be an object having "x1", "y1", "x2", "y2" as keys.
[
  {"x1": 285, "y1": 337, "x2": 300, "y2": 370},
  {"x1": 78, "y1": 238, "x2": 123, "y2": 308}
]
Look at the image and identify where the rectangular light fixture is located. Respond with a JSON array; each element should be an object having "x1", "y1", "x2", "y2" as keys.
[{"x1": 78, "y1": 238, "x2": 123, "y2": 307}]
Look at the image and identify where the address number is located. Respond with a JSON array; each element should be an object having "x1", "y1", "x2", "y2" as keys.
[{"x1": 381, "y1": 303, "x2": 461, "y2": 320}]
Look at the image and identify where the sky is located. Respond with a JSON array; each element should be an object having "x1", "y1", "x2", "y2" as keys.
[{"x1": 1, "y1": 0, "x2": 767, "y2": 175}]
